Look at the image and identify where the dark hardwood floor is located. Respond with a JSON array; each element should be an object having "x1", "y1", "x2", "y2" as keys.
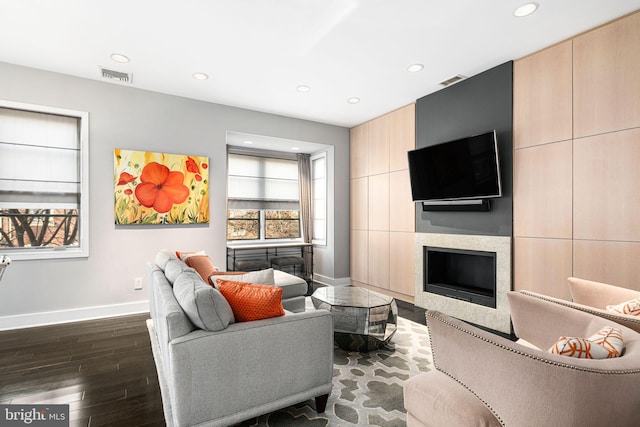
[
  {"x1": 0, "y1": 314, "x2": 165, "y2": 426},
  {"x1": 0, "y1": 299, "x2": 426, "y2": 426}
]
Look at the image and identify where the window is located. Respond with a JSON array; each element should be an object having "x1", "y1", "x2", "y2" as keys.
[
  {"x1": 227, "y1": 151, "x2": 300, "y2": 241},
  {"x1": 311, "y1": 152, "x2": 327, "y2": 245},
  {"x1": 0, "y1": 101, "x2": 89, "y2": 260}
]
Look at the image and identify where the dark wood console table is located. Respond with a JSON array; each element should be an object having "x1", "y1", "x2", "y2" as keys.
[{"x1": 226, "y1": 242, "x2": 313, "y2": 281}]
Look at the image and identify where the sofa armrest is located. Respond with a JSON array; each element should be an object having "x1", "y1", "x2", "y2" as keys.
[
  {"x1": 568, "y1": 277, "x2": 640, "y2": 308},
  {"x1": 166, "y1": 309, "x2": 333, "y2": 427},
  {"x1": 427, "y1": 309, "x2": 640, "y2": 427}
]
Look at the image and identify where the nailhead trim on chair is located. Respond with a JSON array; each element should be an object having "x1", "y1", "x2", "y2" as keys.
[
  {"x1": 426, "y1": 312, "x2": 506, "y2": 427},
  {"x1": 426, "y1": 310, "x2": 640, "y2": 376},
  {"x1": 520, "y1": 291, "x2": 640, "y2": 327}
]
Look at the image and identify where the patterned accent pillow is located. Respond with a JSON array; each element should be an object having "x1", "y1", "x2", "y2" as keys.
[
  {"x1": 549, "y1": 326, "x2": 624, "y2": 359},
  {"x1": 587, "y1": 326, "x2": 624, "y2": 357},
  {"x1": 606, "y1": 298, "x2": 640, "y2": 316},
  {"x1": 216, "y1": 279, "x2": 285, "y2": 322}
]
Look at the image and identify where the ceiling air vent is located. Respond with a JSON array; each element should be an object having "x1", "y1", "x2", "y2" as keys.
[
  {"x1": 99, "y1": 67, "x2": 133, "y2": 84},
  {"x1": 439, "y1": 74, "x2": 466, "y2": 87}
]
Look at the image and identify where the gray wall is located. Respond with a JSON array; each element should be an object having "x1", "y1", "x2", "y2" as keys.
[
  {"x1": 415, "y1": 61, "x2": 513, "y2": 237},
  {"x1": 0, "y1": 62, "x2": 350, "y2": 328}
]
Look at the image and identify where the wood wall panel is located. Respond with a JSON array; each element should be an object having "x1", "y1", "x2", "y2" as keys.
[
  {"x1": 368, "y1": 174, "x2": 389, "y2": 231},
  {"x1": 514, "y1": 238, "x2": 573, "y2": 300},
  {"x1": 513, "y1": 141, "x2": 572, "y2": 238},
  {"x1": 514, "y1": 40, "x2": 573, "y2": 149},
  {"x1": 350, "y1": 230, "x2": 368, "y2": 284},
  {"x1": 368, "y1": 115, "x2": 390, "y2": 175},
  {"x1": 573, "y1": 128, "x2": 640, "y2": 242},
  {"x1": 389, "y1": 232, "x2": 415, "y2": 297},
  {"x1": 389, "y1": 169, "x2": 415, "y2": 232},
  {"x1": 368, "y1": 231, "x2": 389, "y2": 289},
  {"x1": 574, "y1": 12, "x2": 640, "y2": 138},
  {"x1": 350, "y1": 177, "x2": 368, "y2": 230},
  {"x1": 350, "y1": 123, "x2": 368, "y2": 178},
  {"x1": 573, "y1": 240, "x2": 640, "y2": 292},
  {"x1": 389, "y1": 103, "x2": 415, "y2": 171}
]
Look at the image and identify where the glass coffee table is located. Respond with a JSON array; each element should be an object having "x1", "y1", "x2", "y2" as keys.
[{"x1": 311, "y1": 287, "x2": 398, "y2": 352}]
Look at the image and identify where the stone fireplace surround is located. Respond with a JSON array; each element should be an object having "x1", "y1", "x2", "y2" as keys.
[{"x1": 414, "y1": 233, "x2": 512, "y2": 334}]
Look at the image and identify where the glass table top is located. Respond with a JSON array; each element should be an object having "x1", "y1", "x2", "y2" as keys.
[{"x1": 311, "y1": 286, "x2": 394, "y2": 309}]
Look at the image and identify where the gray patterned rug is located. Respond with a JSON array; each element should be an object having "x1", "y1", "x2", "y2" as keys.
[{"x1": 236, "y1": 316, "x2": 433, "y2": 426}]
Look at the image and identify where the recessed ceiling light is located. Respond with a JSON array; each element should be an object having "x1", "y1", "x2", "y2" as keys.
[
  {"x1": 347, "y1": 97, "x2": 360, "y2": 104},
  {"x1": 110, "y1": 53, "x2": 130, "y2": 63},
  {"x1": 291, "y1": 147, "x2": 300, "y2": 151},
  {"x1": 296, "y1": 85, "x2": 311, "y2": 93},
  {"x1": 243, "y1": 140, "x2": 253, "y2": 145},
  {"x1": 513, "y1": 2, "x2": 538, "y2": 17},
  {"x1": 407, "y1": 63, "x2": 424, "y2": 73},
  {"x1": 193, "y1": 72, "x2": 209, "y2": 80}
]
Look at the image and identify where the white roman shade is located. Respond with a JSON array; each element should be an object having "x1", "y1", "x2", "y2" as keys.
[
  {"x1": 227, "y1": 152, "x2": 299, "y2": 210},
  {"x1": 0, "y1": 107, "x2": 80, "y2": 207}
]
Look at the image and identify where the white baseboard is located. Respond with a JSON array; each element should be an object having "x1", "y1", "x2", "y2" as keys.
[
  {"x1": 0, "y1": 301, "x2": 150, "y2": 331},
  {"x1": 314, "y1": 274, "x2": 351, "y2": 287}
]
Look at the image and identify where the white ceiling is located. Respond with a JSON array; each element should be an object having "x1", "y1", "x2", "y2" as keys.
[{"x1": 1, "y1": 1, "x2": 639, "y2": 128}]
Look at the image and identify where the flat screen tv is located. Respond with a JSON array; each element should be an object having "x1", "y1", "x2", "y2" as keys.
[{"x1": 408, "y1": 130, "x2": 502, "y2": 203}]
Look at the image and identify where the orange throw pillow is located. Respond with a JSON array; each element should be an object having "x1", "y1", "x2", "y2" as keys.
[
  {"x1": 216, "y1": 279, "x2": 284, "y2": 322},
  {"x1": 184, "y1": 255, "x2": 218, "y2": 282}
]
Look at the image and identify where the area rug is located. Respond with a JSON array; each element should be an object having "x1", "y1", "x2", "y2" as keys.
[{"x1": 236, "y1": 316, "x2": 433, "y2": 426}]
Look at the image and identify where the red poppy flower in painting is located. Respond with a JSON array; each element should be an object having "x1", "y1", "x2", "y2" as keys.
[
  {"x1": 117, "y1": 172, "x2": 137, "y2": 185},
  {"x1": 135, "y1": 162, "x2": 189, "y2": 213},
  {"x1": 185, "y1": 156, "x2": 200, "y2": 174},
  {"x1": 124, "y1": 189, "x2": 133, "y2": 195}
]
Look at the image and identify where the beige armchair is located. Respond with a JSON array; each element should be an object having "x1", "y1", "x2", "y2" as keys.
[
  {"x1": 404, "y1": 291, "x2": 640, "y2": 427},
  {"x1": 520, "y1": 277, "x2": 640, "y2": 333}
]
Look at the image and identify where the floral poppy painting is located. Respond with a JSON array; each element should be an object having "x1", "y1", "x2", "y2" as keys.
[{"x1": 114, "y1": 149, "x2": 209, "y2": 224}]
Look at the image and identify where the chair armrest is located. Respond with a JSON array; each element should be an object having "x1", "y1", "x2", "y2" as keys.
[
  {"x1": 568, "y1": 277, "x2": 640, "y2": 309},
  {"x1": 427, "y1": 309, "x2": 640, "y2": 427},
  {"x1": 517, "y1": 290, "x2": 640, "y2": 335},
  {"x1": 167, "y1": 309, "x2": 333, "y2": 426}
]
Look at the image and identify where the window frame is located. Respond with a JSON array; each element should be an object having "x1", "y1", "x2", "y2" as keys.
[
  {"x1": 0, "y1": 100, "x2": 89, "y2": 260},
  {"x1": 311, "y1": 151, "x2": 327, "y2": 246}
]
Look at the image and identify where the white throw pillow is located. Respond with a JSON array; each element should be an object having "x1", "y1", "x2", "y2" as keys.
[{"x1": 210, "y1": 268, "x2": 275, "y2": 288}]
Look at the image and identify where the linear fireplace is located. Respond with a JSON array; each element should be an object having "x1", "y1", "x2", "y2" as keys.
[
  {"x1": 425, "y1": 247, "x2": 496, "y2": 308},
  {"x1": 414, "y1": 233, "x2": 512, "y2": 334}
]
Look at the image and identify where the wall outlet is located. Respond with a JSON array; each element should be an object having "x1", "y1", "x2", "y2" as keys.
[{"x1": 134, "y1": 277, "x2": 143, "y2": 290}]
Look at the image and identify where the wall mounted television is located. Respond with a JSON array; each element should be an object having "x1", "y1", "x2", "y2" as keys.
[{"x1": 408, "y1": 130, "x2": 502, "y2": 210}]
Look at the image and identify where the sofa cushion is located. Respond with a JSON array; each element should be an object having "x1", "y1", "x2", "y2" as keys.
[
  {"x1": 172, "y1": 270, "x2": 235, "y2": 331},
  {"x1": 211, "y1": 268, "x2": 275, "y2": 288},
  {"x1": 216, "y1": 279, "x2": 284, "y2": 322},
  {"x1": 165, "y1": 259, "x2": 193, "y2": 285},
  {"x1": 273, "y1": 270, "x2": 308, "y2": 299},
  {"x1": 155, "y1": 249, "x2": 178, "y2": 271},
  {"x1": 176, "y1": 250, "x2": 206, "y2": 260}
]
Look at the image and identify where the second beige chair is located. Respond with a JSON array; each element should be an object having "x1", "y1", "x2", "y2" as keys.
[{"x1": 520, "y1": 277, "x2": 640, "y2": 333}]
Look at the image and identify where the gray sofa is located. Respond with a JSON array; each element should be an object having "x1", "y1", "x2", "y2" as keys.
[{"x1": 146, "y1": 250, "x2": 334, "y2": 427}]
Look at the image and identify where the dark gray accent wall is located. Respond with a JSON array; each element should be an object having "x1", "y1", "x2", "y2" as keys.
[{"x1": 415, "y1": 61, "x2": 513, "y2": 237}]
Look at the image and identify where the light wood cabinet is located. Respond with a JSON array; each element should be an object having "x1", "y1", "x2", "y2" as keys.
[
  {"x1": 350, "y1": 123, "x2": 368, "y2": 178},
  {"x1": 513, "y1": 140, "x2": 572, "y2": 239},
  {"x1": 368, "y1": 115, "x2": 389, "y2": 175},
  {"x1": 350, "y1": 103, "x2": 416, "y2": 300},
  {"x1": 514, "y1": 40, "x2": 573, "y2": 149},
  {"x1": 514, "y1": 237, "x2": 572, "y2": 300},
  {"x1": 573, "y1": 128, "x2": 640, "y2": 242},
  {"x1": 573, "y1": 240, "x2": 640, "y2": 292},
  {"x1": 513, "y1": 11, "x2": 640, "y2": 299},
  {"x1": 389, "y1": 104, "x2": 416, "y2": 171},
  {"x1": 573, "y1": 12, "x2": 640, "y2": 138}
]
